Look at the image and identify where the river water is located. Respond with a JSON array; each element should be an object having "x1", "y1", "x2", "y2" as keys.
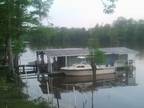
[{"x1": 20, "y1": 47, "x2": 144, "y2": 108}]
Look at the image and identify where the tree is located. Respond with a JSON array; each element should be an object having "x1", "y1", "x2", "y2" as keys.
[
  {"x1": 30, "y1": 0, "x2": 53, "y2": 25},
  {"x1": 0, "y1": 0, "x2": 53, "y2": 77},
  {"x1": 88, "y1": 38, "x2": 106, "y2": 85},
  {"x1": 88, "y1": 0, "x2": 117, "y2": 85}
]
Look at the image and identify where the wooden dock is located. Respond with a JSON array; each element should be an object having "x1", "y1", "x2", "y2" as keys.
[{"x1": 18, "y1": 65, "x2": 38, "y2": 74}]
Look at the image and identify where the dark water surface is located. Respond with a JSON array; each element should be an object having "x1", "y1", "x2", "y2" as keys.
[{"x1": 21, "y1": 47, "x2": 144, "y2": 108}]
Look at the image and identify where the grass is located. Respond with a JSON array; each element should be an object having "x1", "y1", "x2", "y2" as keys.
[{"x1": 0, "y1": 99, "x2": 52, "y2": 108}]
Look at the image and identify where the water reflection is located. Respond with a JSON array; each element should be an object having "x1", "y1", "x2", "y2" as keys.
[
  {"x1": 38, "y1": 70, "x2": 136, "y2": 108},
  {"x1": 20, "y1": 47, "x2": 144, "y2": 108}
]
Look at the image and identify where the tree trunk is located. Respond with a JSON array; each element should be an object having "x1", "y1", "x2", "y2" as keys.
[
  {"x1": 3, "y1": 40, "x2": 8, "y2": 65},
  {"x1": 7, "y1": 37, "x2": 15, "y2": 74},
  {"x1": 7, "y1": 0, "x2": 15, "y2": 74},
  {"x1": 14, "y1": 54, "x2": 19, "y2": 74},
  {"x1": 91, "y1": 61, "x2": 96, "y2": 85}
]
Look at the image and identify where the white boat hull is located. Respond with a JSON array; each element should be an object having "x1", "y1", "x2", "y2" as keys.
[{"x1": 62, "y1": 68, "x2": 115, "y2": 76}]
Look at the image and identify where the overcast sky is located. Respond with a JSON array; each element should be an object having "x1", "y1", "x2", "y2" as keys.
[{"x1": 46, "y1": 0, "x2": 144, "y2": 28}]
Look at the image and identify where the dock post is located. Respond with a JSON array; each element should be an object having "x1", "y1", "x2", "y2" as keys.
[
  {"x1": 65, "y1": 56, "x2": 68, "y2": 67},
  {"x1": 36, "y1": 51, "x2": 41, "y2": 80},
  {"x1": 40, "y1": 51, "x2": 45, "y2": 64},
  {"x1": 47, "y1": 56, "x2": 49, "y2": 73},
  {"x1": 50, "y1": 62, "x2": 53, "y2": 73},
  {"x1": 47, "y1": 56, "x2": 53, "y2": 73},
  {"x1": 36, "y1": 51, "x2": 40, "y2": 74},
  {"x1": 36, "y1": 51, "x2": 39, "y2": 63},
  {"x1": 35, "y1": 64, "x2": 37, "y2": 73},
  {"x1": 22, "y1": 65, "x2": 25, "y2": 74}
]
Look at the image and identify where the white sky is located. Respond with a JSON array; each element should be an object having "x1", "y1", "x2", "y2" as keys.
[{"x1": 46, "y1": 0, "x2": 144, "y2": 28}]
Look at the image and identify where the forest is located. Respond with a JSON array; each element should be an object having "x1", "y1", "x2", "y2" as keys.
[
  {"x1": 0, "y1": 0, "x2": 143, "y2": 107},
  {"x1": 24, "y1": 17, "x2": 144, "y2": 49}
]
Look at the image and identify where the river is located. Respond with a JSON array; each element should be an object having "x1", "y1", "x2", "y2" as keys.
[{"x1": 20, "y1": 47, "x2": 144, "y2": 108}]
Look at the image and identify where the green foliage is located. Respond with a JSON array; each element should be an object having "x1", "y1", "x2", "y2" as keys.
[
  {"x1": 30, "y1": 0, "x2": 53, "y2": 24},
  {"x1": 23, "y1": 17, "x2": 144, "y2": 49},
  {"x1": 13, "y1": 39, "x2": 26, "y2": 54},
  {"x1": 0, "y1": 100, "x2": 52, "y2": 108},
  {"x1": 94, "y1": 49, "x2": 106, "y2": 65},
  {"x1": 89, "y1": 49, "x2": 106, "y2": 65},
  {"x1": 25, "y1": 27, "x2": 90, "y2": 48},
  {"x1": 89, "y1": 17, "x2": 144, "y2": 48},
  {"x1": 101, "y1": 0, "x2": 117, "y2": 14},
  {"x1": 88, "y1": 37, "x2": 99, "y2": 49},
  {"x1": 0, "y1": 1, "x2": 53, "y2": 106},
  {"x1": 0, "y1": 0, "x2": 53, "y2": 68}
]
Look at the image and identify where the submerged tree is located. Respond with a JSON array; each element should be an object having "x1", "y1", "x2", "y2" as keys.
[
  {"x1": 88, "y1": 0, "x2": 117, "y2": 85},
  {"x1": 88, "y1": 38, "x2": 106, "y2": 85}
]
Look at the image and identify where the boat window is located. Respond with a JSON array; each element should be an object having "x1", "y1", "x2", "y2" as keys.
[{"x1": 76, "y1": 65, "x2": 85, "y2": 68}]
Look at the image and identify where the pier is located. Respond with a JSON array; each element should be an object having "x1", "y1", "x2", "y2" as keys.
[{"x1": 18, "y1": 65, "x2": 38, "y2": 74}]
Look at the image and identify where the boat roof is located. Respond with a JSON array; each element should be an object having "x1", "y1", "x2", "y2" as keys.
[
  {"x1": 37, "y1": 47, "x2": 138, "y2": 57},
  {"x1": 99, "y1": 47, "x2": 138, "y2": 55}
]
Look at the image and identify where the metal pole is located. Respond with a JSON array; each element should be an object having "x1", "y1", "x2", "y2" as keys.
[
  {"x1": 73, "y1": 86, "x2": 77, "y2": 108},
  {"x1": 91, "y1": 90, "x2": 94, "y2": 108},
  {"x1": 56, "y1": 95, "x2": 60, "y2": 108},
  {"x1": 46, "y1": 81, "x2": 50, "y2": 102}
]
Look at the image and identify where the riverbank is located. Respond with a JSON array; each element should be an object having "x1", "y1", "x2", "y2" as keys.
[{"x1": 0, "y1": 68, "x2": 53, "y2": 108}]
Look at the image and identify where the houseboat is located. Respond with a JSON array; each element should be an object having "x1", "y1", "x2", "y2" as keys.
[{"x1": 36, "y1": 47, "x2": 138, "y2": 75}]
